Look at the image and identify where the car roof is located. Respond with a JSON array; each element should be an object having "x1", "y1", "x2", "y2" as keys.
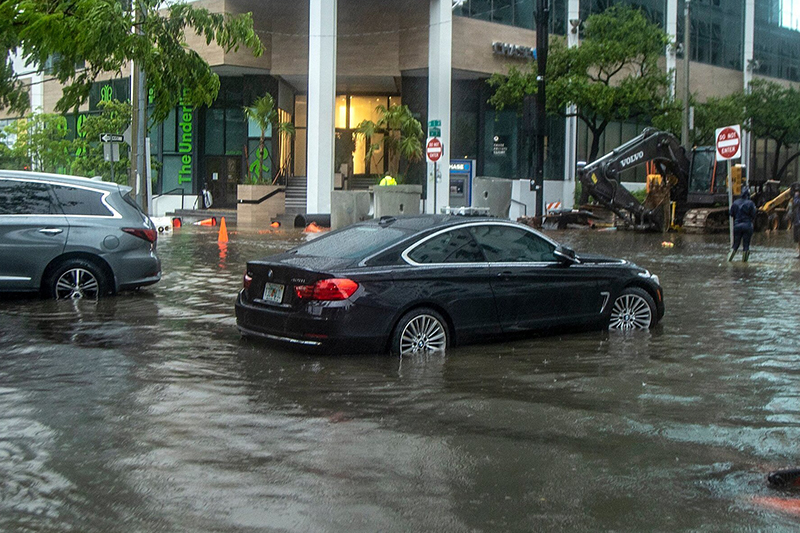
[
  {"x1": 0, "y1": 170, "x2": 127, "y2": 193},
  {"x1": 357, "y1": 214, "x2": 508, "y2": 232}
]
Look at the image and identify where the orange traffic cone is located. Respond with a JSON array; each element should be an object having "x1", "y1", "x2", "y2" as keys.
[
  {"x1": 195, "y1": 217, "x2": 217, "y2": 226},
  {"x1": 270, "y1": 221, "x2": 280, "y2": 228},
  {"x1": 218, "y1": 217, "x2": 228, "y2": 242},
  {"x1": 304, "y1": 222, "x2": 322, "y2": 233}
]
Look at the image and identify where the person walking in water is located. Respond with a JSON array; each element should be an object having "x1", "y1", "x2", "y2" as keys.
[{"x1": 728, "y1": 186, "x2": 757, "y2": 262}]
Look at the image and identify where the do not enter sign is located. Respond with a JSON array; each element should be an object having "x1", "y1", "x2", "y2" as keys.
[
  {"x1": 715, "y1": 124, "x2": 742, "y2": 161},
  {"x1": 426, "y1": 137, "x2": 442, "y2": 163}
]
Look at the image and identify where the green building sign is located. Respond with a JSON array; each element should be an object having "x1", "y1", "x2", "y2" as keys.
[{"x1": 178, "y1": 88, "x2": 194, "y2": 184}]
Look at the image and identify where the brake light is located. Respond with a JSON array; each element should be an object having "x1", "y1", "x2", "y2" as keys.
[
  {"x1": 294, "y1": 278, "x2": 359, "y2": 301},
  {"x1": 243, "y1": 271, "x2": 253, "y2": 290},
  {"x1": 122, "y1": 227, "x2": 157, "y2": 243}
]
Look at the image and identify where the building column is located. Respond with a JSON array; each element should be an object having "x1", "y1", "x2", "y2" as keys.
[
  {"x1": 426, "y1": 0, "x2": 452, "y2": 215},
  {"x1": 666, "y1": 0, "x2": 678, "y2": 99},
  {"x1": 306, "y1": 0, "x2": 337, "y2": 214},
  {"x1": 562, "y1": 0, "x2": 580, "y2": 208},
  {"x1": 742, "y1": 0, "x2": 755, "y2": 179}
]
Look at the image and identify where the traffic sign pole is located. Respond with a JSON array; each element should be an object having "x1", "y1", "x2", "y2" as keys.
[{"x1": 716, "y1": 124, "x2": 742, "y2": 250}]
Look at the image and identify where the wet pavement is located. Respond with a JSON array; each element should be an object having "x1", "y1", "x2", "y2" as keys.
[{"x1": 2, "y1": 224, "x2": 800, "y2": 531}]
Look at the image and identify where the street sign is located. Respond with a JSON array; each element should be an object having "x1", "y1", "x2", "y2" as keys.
[
  {"x1": 426, "y1": 137, "x2": 443, "y2": 163},
  {"x1": 100, "y1": 133, "x2": 124, "y2": 143},
  {"x1": 428, "y1": 127, "x2": 441, "y2": 138},
  {"x1": 428, "y1": 119, "x2": 441, "y2": 127},
  {"x1": 715, "y1": 124, "x2": 741, "y2": 161},
  {"x1": 103, "y1": 142, "x2": 120, "y2": 162}
]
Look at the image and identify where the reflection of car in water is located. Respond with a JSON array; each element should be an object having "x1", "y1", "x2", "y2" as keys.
[
  {"x1": 235, "y1": 215, "x2": 664, "y2": 356},
  {"x1": 0, "y1": 171, "x2": 161, "y2": 299}
]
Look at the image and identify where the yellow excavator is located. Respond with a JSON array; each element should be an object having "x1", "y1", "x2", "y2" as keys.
[{"x1": 578, "y1": 127, "x2": 792, "y2": 232}]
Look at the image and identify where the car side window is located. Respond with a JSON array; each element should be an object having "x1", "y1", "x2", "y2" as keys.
[
  {"x1": 0, "y1": 179, "x2": 59, "y2": 215},
  {"x1": 51, "y1": 185, "x2": 113, "y2": 216},
  {"x1": 468, "y1": 225, "x2": 556, "y2": 262},
  {"x1": 407, "y1": 228, "x2": 485, "y2": 264}
]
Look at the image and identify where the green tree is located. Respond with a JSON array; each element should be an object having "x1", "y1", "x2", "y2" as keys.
[
  {"x1": 0, "y1": 113, "x2": 73, "y2": 172},
  {"x1": 488, "y1": 5, "x2": 672, "y2": 162},
  {"x1": 652, "y1": 94, "x2": 744, "y2": 147},
  {"x1": 70, "y1": 99, "x2": 132, "y2": 184},
  {"x1": 243, "y1": 93, "x2": 295, "y2": 185},
  {"x1": 354, "y1": 104, "x2": 423, "y2": 181},
  {"x1": 0, "y1": 0, "x2": 262, "y2": 121},
  {"x1": 741, "y1": 79, "x2": 800, "y2": 184}
]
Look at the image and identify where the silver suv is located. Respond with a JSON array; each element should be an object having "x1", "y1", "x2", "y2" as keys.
[{"x1": 0, "y1": 171, "x2": 161, "y2": 299}]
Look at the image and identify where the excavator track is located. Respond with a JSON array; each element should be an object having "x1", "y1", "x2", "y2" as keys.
[{"x1": 682, "y1": 207, "x2": 730, "y2": 233}]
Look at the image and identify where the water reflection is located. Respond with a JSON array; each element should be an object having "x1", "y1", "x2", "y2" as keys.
[{"x1": 1, "y1": 225, "x2": 800, "y2": 530}]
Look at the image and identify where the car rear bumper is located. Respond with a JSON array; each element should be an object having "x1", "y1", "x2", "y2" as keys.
[{"x1": 235, "y1": 291, "x2": 390, "y2": 354}]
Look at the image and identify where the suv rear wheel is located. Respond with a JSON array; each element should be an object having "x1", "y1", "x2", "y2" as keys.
[{"x1": 46, "y1": 259, "x2": 109, "y2": 300}]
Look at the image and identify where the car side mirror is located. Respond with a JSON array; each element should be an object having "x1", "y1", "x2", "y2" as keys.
[{"x1": 554, "y1": 245, "x2": 579, "y2": 265}]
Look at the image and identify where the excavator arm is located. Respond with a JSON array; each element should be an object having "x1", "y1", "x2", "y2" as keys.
[{"x1": 578, "y1": 128, "x2": 691, "y2": 230}]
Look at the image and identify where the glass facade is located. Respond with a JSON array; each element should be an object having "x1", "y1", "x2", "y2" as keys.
[{"x1": 454, "y1": 0, "x2": 568, "y2": 34}]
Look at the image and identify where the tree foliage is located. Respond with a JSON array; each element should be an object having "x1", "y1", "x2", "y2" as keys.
[
  {"x1": 741, "y1": 79, "x2": 800, "y2": 184},
  {"x1": 243, "y1": 93, "x2": 295, "y2": 185},
  {"x1": 488, "y1": 5, "x2": 672, "y2": 161},
  {"x1": 354, "y1": 104, "x2": 423, "y2": 181},
  {"x1": 71, "y1": 99, "x2": 133, "y2": 183},
  {"x1": 1, "y1": 0, "x2": 263, "y2": 121},
  {"x1": 0, "y1": 113, "x2": 73, "y2": 172}
]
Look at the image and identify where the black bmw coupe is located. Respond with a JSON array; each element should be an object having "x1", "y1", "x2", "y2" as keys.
[{"x1": 235, "y1": 215, "x2": 664, "y2": 355}]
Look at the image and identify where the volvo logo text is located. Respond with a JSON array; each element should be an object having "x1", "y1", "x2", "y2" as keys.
[{"x1": 620, "y1": 151, "x2": 645, "y2": 168}]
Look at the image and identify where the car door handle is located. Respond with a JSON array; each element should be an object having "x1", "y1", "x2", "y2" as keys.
[
  {"x1": 38, "y1": 228, "x2": 64, "y2": 235},
  {"x1": 497, "y1": 271, "x2": 514, "y2": 278}
]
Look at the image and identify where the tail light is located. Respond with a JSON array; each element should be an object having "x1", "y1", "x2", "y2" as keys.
[
  {"x1": 294, "y1": 278, "x2": 359, "y2": 301},
  {"x1": 122, "y1": 227, "x2": 157, "y2": 243},
  {"x1": 243, "y1": 271, "x2": 253, "y2": 290}
]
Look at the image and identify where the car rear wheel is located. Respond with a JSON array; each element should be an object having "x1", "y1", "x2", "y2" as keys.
[
  {"x1": 391, "y1": 308, "x2": 448, "y2": 356},
  {"x1": 47, "y1": 259, "x2": 109, "y2": 300},
  {"x1": 608, "y1": 287, "x2": 657, "y2": 330}
]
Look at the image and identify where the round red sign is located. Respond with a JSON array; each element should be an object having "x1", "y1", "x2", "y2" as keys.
[
  {"x1": 426, "y1": 137, "x2": 442, "y2": 163},
  {"x1": 716, "y1": 127, "x2": 740, "y2": 159}
]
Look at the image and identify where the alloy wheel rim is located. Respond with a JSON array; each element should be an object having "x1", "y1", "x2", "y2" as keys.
[
  {"x1": 399, "y1": 314, "x2": 446, "y2": 356},
  {"x1": 609, "y1": 294, "x2": 652, "y2": 329},
  {"x1": 56, "y1": 268, "x2": 99, "y2": 300}
]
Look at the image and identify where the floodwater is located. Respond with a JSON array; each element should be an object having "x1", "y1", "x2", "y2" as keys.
[{"x1": 2, "y1": 224, "x2": 800, "y2": 532}]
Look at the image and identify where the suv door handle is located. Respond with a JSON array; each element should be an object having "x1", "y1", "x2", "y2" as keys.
[{"x1": 38, "y1": 228, "x2": 64, "y2": 235}]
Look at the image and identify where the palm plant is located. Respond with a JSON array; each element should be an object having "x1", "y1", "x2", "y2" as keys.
[
  {"x1": 354, "y1": 104, "x2": 423, "y2": 181},
  {"x1": 243, "y1": 94, "x2": 295, "y2": 184}
]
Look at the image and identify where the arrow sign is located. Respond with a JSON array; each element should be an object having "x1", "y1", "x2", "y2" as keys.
[
  {"x1": 715, "y1": 125, "x2": 741, "y2": 161},
  {"x1": 100, "y1": 133, "x2": 124, "y2": 143}
]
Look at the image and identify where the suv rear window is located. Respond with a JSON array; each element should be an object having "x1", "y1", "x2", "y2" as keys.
[
  {"x1": 51, "y1": 185, "x2": 113, "y2": 216},
  {"x1": 0, "y1": 179, "x2": 59, "y2": 215}
]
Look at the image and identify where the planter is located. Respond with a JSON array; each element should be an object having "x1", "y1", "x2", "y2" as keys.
[{"x1": 237, "y1": 184, "x2": 285, "y2": 227}]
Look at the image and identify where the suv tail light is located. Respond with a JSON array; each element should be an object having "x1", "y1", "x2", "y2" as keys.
[
  {"x1": 122, "y1": 227, "x2": 157, "y2": 243},
  {"x1": 294, "y1": 278, "x2": 359, "y2": 301}
]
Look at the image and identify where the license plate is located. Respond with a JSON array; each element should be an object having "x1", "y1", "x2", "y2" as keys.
[{"x1": 262, "y1": 282, "x2": 284, "y2": 304}]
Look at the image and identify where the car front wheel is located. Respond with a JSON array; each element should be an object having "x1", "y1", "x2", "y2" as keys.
[
  {"x1": 608, "y1": 287, "x2": 657, "y2": 330},
  {"x1": 47, "y1": 259, "x2": 109, "y2": 300},
  {"x1": 391, "y1": 307, "x2": 449, "y2": 356}
]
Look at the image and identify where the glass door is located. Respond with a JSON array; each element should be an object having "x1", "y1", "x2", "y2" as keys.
[{"x1": 204, "y1": 156, "x2": 242, "y2": 208}]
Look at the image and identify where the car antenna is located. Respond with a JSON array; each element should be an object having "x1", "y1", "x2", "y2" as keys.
[{"x1": 379, "y1": 216, "x2": 396, "y2": 226}]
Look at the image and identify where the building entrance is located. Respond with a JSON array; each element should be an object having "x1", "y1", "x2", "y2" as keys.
[{"x1": 204, "y1": 156, "x2": 242, "y2": 209}]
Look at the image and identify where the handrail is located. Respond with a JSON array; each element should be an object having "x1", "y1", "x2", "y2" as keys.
[
  {"x1": 237, "y1": 186, "x2": 286, "y2": 205},
  {"x1": 153, "y1": 187, "x2": 187, "y2": 210},
  {"x1": 510, "y1": 198, "x2": 527, "y2": 217}
]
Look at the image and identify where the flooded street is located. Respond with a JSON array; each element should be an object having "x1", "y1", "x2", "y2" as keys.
[{"x1": 2, "y1": 224, "x2": 800, "y2": 531}]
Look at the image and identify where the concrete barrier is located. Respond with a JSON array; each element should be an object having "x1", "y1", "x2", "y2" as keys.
[
  {"x1": 373, "y1": 185, "x2": 422, "y2": 219},
  {"x1": 330, "y1": 191, "x2": 371, "y2": 230}
]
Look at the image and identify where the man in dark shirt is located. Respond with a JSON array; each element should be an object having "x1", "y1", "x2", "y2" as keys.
[{"x1": 728, "y1": 186, "x2": 757, "y2": 262}]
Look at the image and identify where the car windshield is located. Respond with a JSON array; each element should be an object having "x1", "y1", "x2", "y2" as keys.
[{"x1": 294, "y1": 225, "x2": 411, "y2": 259}]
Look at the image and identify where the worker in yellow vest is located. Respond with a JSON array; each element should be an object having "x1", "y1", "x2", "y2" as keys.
[{"x1": 379, "y1": 175, "x2": 397, "y2": 186}]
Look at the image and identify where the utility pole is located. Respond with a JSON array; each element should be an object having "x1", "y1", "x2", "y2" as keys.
[
  {"x1": 681, "y1": 0, "x2": 691, "y2": 148},
  {"x1": 129, "y1": 0, "x2": 149, "y2": 214},
  {"x1": 534, "y1": 0, "x2": 550, "y2": 219}
]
